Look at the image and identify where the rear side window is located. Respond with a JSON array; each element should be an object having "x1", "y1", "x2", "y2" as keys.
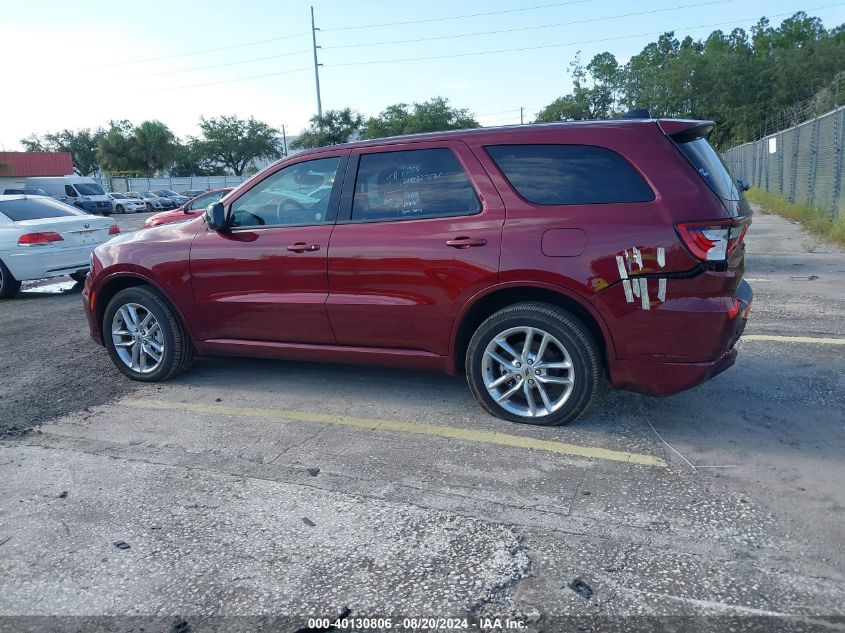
[
  {"x1": 352, "y1": 148, "x2": 481, "y2": 222},
  {"x1": 675, "y1": 137, "x2": 740, "y2": 201},
  {"x1": 486, "y1": 144, "x2": 654, "y2": 205},
  {"x1": 0, "y1": 198, "x2": 78, "y2": 221}
]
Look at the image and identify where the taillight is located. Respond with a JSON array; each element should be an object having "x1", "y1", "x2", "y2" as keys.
[
  {"x1": 676, "y1": 220, "x2": 748, "y2": 262},
  {"x1": 109, "y1": 225, "x2": 121, "y2": 236},
  {"x1": 18, "y1": 232, "x2": 64, "y2": 246}
]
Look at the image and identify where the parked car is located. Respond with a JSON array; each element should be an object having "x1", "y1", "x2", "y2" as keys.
[
  {"x1": 145, "y1": 188, "x2": 234, "y2": 228},
  {"x1": 84, "y1": 118, "x2": 752, "y2": 425},
  {"x1": 0, "y1": 195, "x2": 119, "y2": 298},
  {"x1": 143, "y1": 191, "x2": 177, "y2": 210},
  {"x1": 25, "y1": 176, "x2": 112, "y2": 214},
  {"x1": 180, "y1": 189, "x2": 208, "y2": 198},
  {"x1": 152, "y1": 189, "x2": 190, "y2": 206},
  {"x1": 125, "y1": 191, "x2": 164, "y2": 212},
  {"x1": 3, "y1": 188, "x2": 51, "y2": 196},
  {"x1": 107, "y1": 192, "x2": 147, "y2": 214}
]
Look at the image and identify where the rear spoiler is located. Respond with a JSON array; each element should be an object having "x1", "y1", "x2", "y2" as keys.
[{"x1": 658, "y1": 119, "x2": 715, "y2": 142}]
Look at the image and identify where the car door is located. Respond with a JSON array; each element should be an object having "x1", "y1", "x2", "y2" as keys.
[
  {"x1": 326, "y1": 141, "x2": 505, "y2": 357},
  {"x1": 190, "y1": 153, "x2": 348, "y2": 345}
]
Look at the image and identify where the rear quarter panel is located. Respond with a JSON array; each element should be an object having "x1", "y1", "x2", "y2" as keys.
[{"x1": 466, "y1": 122, "x2": 734, "y2": 363}]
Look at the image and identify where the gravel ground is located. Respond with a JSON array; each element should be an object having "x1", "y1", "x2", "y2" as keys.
[{"x1": 0, "y1": 281, "x2": 133, "y2": 436}]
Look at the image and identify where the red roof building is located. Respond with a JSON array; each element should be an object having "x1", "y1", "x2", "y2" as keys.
[
  {"x1": 0, "y1": 151, "x2": 73, "y2": 177},
  {"x1": 0, "y1": 151, "x2": 74, "y2": 192}
]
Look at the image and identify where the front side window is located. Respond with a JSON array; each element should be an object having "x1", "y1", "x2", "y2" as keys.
[
  {"x1": 486, "y1": 144, "x2": 654, "y2": 205},
  {"x1": 230, "y1": 157, "x2": 340, "y2": 228},
  {"x1": 65, "y1": 185, "x2": 77, "y2": 197},
  {"x1": 352, "y1": 148, "x2": 481, "y2": 222}
]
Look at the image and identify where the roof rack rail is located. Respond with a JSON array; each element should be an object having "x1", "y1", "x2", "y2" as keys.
[{"x1": 621, "y1": 109, "x2": 651, "y2": 119}]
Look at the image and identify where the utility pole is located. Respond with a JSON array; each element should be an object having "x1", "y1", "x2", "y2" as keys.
[
  {"x1": 281, "y1": 124, "x2": 288, "y2": 157},
  {"x1": 520, "y1": 107, "x2": 524, "y2": 125},
  {"x1": 310, "y1": 5, "x2": 323, "y2": 120}
]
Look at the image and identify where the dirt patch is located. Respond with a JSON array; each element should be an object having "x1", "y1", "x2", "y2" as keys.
[{"x1": 0, "y1": 281, "x2": 134, "y2": 436}]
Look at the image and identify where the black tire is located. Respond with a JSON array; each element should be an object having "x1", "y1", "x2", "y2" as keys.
[
  {"x1": 466, "y1": 302, "x2": 600, "y2": 426},
  {"x1": 0, "y1": 259, "x2": 21, "y2": 299},
  {"x1": 146, "y1": 202, "x2": 153, "y2": 212},
  {"x1": 117, "y1": 204, "x2": 125, "y2": 214},
  {"x1": 103, "y1": 286, "x2": 194, "y2": 381}
]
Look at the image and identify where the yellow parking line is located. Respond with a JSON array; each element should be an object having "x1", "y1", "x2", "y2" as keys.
[
  {"x1": 744, "y1": 334, "x2": 845, "y2": 345},
  {"x1": 121, "y1": 399, "x2": 667, "y2": 468}
]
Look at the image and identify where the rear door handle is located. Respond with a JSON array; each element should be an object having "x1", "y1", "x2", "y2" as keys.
[
  {"x1": 287, "y1": 242, "x2": 321, "y2": 253},
  {"x1": 446, "y1": 237, "x2": 487, "y2": 249}
]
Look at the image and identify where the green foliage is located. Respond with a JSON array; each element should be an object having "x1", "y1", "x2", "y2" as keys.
[
  {"x1": 170, "y1": 140, "x2": 226, "y2": 177},
  {"x1": 97, "y1": 120, "x2": 177, "y2": 177},
  {"x1": 746, "y1": 188, "x2": 845, "y2": 246},
  {"x1": 361, "y1": 97, "x2": 479, "y2": 139},
  {"x1": 537, "y1": 12, "x2": 845, "y2": 148},
  {"x1": 21, "y1": 128, "x2": 105, "y2": 176},
  {"x1": 196, "y1": 115, "x2": 281, "y2": 176},
  {"x1": 291, "y1": 108, "x2": 366, "y2": 149}
]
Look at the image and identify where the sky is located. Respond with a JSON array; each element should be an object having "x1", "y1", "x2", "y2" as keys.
[{"x1": 1, "y1": 0, "x2": 843, "y2": 150}]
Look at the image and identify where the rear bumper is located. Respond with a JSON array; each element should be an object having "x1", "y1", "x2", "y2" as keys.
[
  {"x1": 608, "y1": 279, "x2": 752, "y2": 396},
  {"x1": 4, "y1": 245, "x2": 96, "y2": 282}
]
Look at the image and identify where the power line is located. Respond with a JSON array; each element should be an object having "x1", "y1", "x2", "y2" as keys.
[
  {"x1": 325, "y1": 4, "x2": 845, "y2": 68},
  {"x1": 143, "y1": 67, "x2": 312, "y2": 93},
  {"x1": 323, "y1": 0, "x2": 731, "y2": 50},
  {"x1": 94, "y1": 31, "x2": 310, "y2": 68},
  {"x1": 124, "y1": 49, "x2": 312, "y2": 80},
  {"x1": 320, "y1": 0, "x2": 592, "y2": 31}
]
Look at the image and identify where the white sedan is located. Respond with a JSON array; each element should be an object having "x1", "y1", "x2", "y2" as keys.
[
  {"x1": 0, "y1": 195, "x2": 120, "y2": 299},
  {"x1": 107, "y1": 192, "x2": 147, "y2": 214}
]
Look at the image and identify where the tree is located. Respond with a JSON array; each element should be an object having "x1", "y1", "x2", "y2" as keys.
[
  {"x1": 20, "y1": 128, "x2": 105, "y2": 176},
  {"x1": 97, "y1": 121, "x2": 143, "y2": 175},
  {"x1": 536, "y1": 52, "x2": 621, "y2": 122},
  {"x1": 361, "y1": 97, "x2": 479, "y2": 139},
  {"x1": 291, "y1": 108, "x2": 365, "y2": 149},
  {"x1": 197, "y1": 115, "x2": 281, "y2": 176},
  {"x1": 170, "y1": 139, "x2": 225, "y2": 177},
  {"x1": 536, "y1": 12, "x2": 845, "y2": 148},
  {"x1": 132, "y1": 120, "x2": 178, "y2": 177}
]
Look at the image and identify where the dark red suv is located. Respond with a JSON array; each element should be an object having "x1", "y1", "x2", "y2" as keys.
[{"x1": 83, "y1": 118, "x2": 752, "y2": 426}]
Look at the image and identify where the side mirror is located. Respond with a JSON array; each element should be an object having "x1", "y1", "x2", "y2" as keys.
[
  {"x1": 206, "y1": 202, "x2": 228, "y2": 230},
  {"x1": 737, "y1": 178, "x2": 750, "y2": 192}
]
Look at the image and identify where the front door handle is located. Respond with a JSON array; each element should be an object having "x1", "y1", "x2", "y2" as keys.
[
  {"x1": 287, "y1": 242, "x2": 321, "y2": 253},
  {"x1": 446, "y1": 237, "x2": 487, "y2": 249}
]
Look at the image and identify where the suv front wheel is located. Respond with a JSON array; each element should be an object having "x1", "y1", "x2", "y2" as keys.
[
  {"x1": 466, "y1": 303, "x2": 600, "y2": 426},
  {"x1": 103, "y1": 286, "x2": 194, "y2": 381}
]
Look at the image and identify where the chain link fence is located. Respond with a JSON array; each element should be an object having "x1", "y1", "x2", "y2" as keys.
[{"x1": 723, "y1": 105, "x2": 845, "y2": 219}]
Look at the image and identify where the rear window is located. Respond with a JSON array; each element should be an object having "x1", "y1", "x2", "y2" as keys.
[
  {"x1": 0, "y1": 198, "x2": 79, "y2": 221},
  {"x1": 675, "y1": 137, "x2": 740, "y2": 201},
  {"x1": 486, "y1": 144, "x2": 654, "y2": 205}
]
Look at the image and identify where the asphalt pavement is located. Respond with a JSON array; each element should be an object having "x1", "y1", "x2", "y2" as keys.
[{"x1": 0, "y1": 208, "x2": 843, "y2": 631}]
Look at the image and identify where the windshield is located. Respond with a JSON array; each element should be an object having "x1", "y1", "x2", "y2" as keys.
[
  {"x1": 162, "y1": 190, "x2": 179, "y2": 196},
  {"x1": 142, "y1": 192, "x2": 158, "y2": 199},
  {"x1": 110, "y1": 193, "x2": 127, "y2": 199},
  {"x1": 0, "y1": 197, "x2": 78, "y2": 221},
  {"x1": 75, "y1": 182, "x2": 105, "y2": 196},
  {"x1": 675, "y1": 137, "x2": 740, "y2": 201}
]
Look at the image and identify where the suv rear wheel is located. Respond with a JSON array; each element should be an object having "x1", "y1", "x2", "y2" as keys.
[
  {"x1": 466, "y1": 302, "x2": 599, "y2": 426},
  {"x1": 104, "y1": 286, "x2": 194, "y2": 381}
]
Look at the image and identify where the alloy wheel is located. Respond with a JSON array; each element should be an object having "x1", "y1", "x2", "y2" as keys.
[
  {"x1": 111, "y1": 302, "x2": 165, "y2": 374},
  {"x1": 482, "y1": 326, "x2": 575, "y2": 418}
]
